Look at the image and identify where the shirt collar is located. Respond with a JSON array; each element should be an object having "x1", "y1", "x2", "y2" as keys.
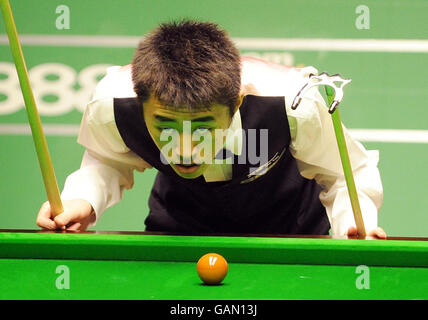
[
  {"x1": 202, "y1": 108, "x2": 243, "y2": 182},
  {"x1": 223, "y1": 109, "x2": 243, "y2": 156}
]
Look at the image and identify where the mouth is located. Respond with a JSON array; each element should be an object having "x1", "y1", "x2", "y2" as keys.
[{"x1": 174, "y1": 163, "x2": 201, "y2": 174}]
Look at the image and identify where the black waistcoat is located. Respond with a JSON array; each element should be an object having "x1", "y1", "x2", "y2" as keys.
[{"x1": 114, "y1": 95, "x2": 330, "y2": 235}]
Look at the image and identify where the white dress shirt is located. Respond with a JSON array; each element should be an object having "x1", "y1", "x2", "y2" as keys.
[{"x1": 61, "y1": 57, "x2": 383, "y2": 235}]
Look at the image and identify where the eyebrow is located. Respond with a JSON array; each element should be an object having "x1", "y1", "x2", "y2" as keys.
[
  {"x1": 191, "y1": 116, "x2": 215, "y2": 122},
  {"x1": 154, "y1": 115, "x2": 175, "y2": 122},
  {"x1": 154, "y1": 115, "x2": 216, "y2": 123}
]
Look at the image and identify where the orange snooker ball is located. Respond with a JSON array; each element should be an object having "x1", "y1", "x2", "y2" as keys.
[{"x1": 196, "y1": 253, "x2": 228, "y2": 285}]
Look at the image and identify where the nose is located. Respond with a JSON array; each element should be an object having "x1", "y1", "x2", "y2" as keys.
[{"x1": 174, "y1": 132, "x2": 194, "y2": 164}]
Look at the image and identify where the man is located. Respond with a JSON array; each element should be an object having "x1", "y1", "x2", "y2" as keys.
[{"x1": 36, "y1": 20, "x2": 385, "y2": 237}]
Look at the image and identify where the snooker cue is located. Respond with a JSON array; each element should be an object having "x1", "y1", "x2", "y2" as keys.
[
  {"x1": 0, "y1": 0, "x2": 64, "y2": 216},
  {"x1": 325, "y1": 85, "x2": 366, "y2": 237}
]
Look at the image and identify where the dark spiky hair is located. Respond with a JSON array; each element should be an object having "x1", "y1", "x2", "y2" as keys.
[{"x1": 131, "y1": 20, "x2": 241, "y2": 113}]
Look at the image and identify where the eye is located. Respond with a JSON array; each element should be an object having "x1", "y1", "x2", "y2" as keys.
[
  {"x1": 194, "y1": 127, "x2": 211, "y2": 134},
  {"x1": 157, "y1": 126, "x2": 175, "y2": 132}
]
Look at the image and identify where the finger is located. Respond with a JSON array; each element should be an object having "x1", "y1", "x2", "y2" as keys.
[
  {"x1": 66, "y1": 222, "x2": 82, "y2": 231},
  {"x1": 36, "y1": 215, "x2": 56, "y2": 230},
  {"x1": 346, "y1": 226, "x2": 358, "y2": 236},
  {"x1": 67, "y1": 214, "x2": 93, "y2": 231},
  {"x1": 40, "y1": 227, "x2": 56, "y2": 232},
  {"x1": 54, "y1": 210, "x2": 80, "y2": 228},
  {"x1": 369, "y1": 227, "x2": 387, "y2": 239},
  {"x1": 36, "y1": 202, "x2": 57, "y2": 230}
]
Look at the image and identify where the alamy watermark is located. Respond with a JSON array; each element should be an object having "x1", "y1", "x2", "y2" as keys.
[
  {"x1": 355, "y1": 265, "x2": 370, "y2": 290},
  {"x1": 56, "y1": 5, "x2": 70, "y2": 30},
  {"x1": 55, "y1": 265, "x2": 70, "y2": 290},
  {"x1": 355, "y1": 5, "x2": 370, "y2": 30},
  {"x1": 159, "y1": 122, "x2": 270, "y2": 175}
]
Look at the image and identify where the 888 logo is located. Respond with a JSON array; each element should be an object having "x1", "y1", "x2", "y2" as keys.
[{"x1": 0, "y1": 62, "x2": 112, "y2": 116}]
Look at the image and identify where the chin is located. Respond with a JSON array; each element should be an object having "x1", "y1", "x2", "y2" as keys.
[{"x1": 178, "y1": 172, "x2": 203, "y2": 179}]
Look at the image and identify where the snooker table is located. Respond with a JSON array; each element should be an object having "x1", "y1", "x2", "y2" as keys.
[{"x1": 0, "y1": 230, "x2": 427, "y2": 300}]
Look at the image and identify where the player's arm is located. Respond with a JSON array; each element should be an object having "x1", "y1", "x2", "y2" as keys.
[
  {"x1": 287, "y1": 84, "x2": 385, "y2": 238},
  {"x1": 36, "y1": 98, "x2": 150, "y2": 231}
]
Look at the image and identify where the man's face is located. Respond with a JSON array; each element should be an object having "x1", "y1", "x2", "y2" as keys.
[{"x1": 143, "y1": 94, "x2": 238, "y2": 179}]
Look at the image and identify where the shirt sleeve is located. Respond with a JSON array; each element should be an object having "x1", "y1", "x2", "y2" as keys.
[
  {"x1": 61, "y1": 97, "x2": 151, "y2": 227},
  {"x1": 285, "y1": 69, "x2": 383, "y2": 236}
]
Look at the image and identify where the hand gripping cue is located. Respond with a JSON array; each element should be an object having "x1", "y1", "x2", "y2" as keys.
[{"x1": 291, "y1": 72, "x2": 366, "y2": 238}]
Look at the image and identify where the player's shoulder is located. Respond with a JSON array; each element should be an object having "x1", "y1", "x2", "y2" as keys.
[
  {"x1": 240, "y1": 56, "x2": 318, "y2": 96},
  {"x1": 240, "y1": 57, "x2": 324, "y2": 121},
  {"x1": 83, "y1": 97, "x2": 115, "y2": 126},
  {"x1": 240, "y1": 56, "x2": 317, "y2": 78},
  {"x1": 92, "y1": 64, "x2": 136, "y2": 101},
  {"x1": 80, "y1": 97, "x2": 132, "y2": 154},
  {"x1": 84, "y1": 65, "x2": 135, "y2": 124}
]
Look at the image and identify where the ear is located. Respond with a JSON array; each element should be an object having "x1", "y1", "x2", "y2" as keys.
[{"x1": 233, "y1": 91, "x2": 245, "y2": 113}]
